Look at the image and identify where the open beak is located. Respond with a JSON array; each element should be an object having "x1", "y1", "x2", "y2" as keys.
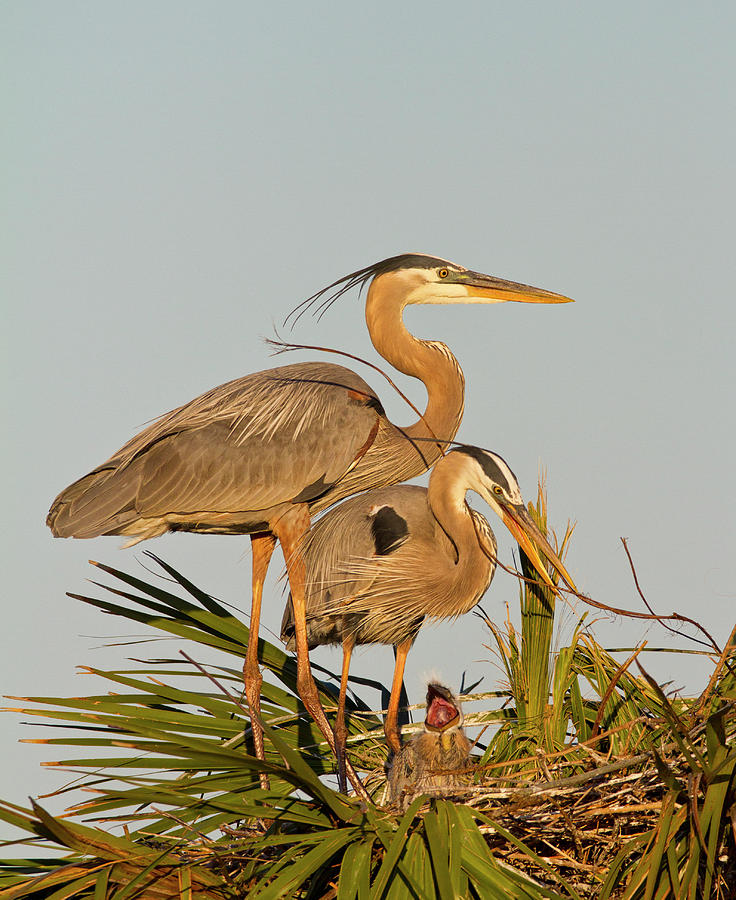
[
  {"x1": 462, "y1": 270, "x2": 573, "y2": 305},
  {"x1": 500, "y1": 503, "x2": 577, "y2": 594},
  {"x1": 425, "y1": 683, "x2": 460, "y2": 732}
]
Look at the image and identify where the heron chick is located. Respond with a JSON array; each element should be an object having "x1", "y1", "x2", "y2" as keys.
[{"x1": 388, "y1": 682, "x2": 473, "y2": 810}]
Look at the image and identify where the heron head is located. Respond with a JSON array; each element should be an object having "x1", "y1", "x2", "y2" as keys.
[
  {"x1": 286, "y1": 252, "x2": 572, "y2": 326},
  {"x1": 369, "y1": 254, "x2": 574, "y2": 308},
  {"x1": 451, "y1": 446, "x2": 578, "y2": 595}
]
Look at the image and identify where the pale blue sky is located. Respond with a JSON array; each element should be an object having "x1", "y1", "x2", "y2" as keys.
[{"x1": 2, "y1": 2, "x2": 735, "y2": 816}]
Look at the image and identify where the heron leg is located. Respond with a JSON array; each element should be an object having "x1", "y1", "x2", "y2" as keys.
[
  {"x1": 385, "y1": 638, "x2": 412, "y2": 755},
  {"x1": 335, "y1": 634, "x2": 355, "y2": 794},
  {"x1": 273, "y1": 506, "x2": 370, "y2": 803},
  {"x1": 245, "y1": 531, "x2": 276, "y2": 791}
]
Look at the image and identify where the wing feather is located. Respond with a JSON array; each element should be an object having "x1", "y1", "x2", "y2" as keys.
[
  {"x1": 281, "y1": 485, "x2": 432, "y2": 648},
  {"x1": 48, "y1": 362, "x2": 382, "y2": 538}
]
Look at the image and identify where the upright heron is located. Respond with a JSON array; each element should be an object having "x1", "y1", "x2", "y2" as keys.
[
  {"x1": 281, "y1": 445, "x2": 576, "y2": 788},
  {"x1": 47, "y1": 253, "x2": 571, "y2": 793}
]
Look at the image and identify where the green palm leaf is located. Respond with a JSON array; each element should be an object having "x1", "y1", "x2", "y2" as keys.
[{"x1": 3, "y1": 502, "x2": 735, "y2": 898}]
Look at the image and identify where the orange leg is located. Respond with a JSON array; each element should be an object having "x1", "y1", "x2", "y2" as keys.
[
  {"x1": 244, "y1": 532, "x2": 276, "y2": 791},
  {"x1": 273, "y1": 505, "x2": 370, "y2": 802},
  {"x1": 385, "y1": 638, "x2": 413, "y2": 755},
  {"x1": 335, "y1": 634, "x2": 355, "y2": 794}
]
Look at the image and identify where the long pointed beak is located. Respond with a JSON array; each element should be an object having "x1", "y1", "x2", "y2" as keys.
[
  {"x1": 500, "y1": 503, "x2": 577, "y2": 593},
  {"x1": 462, "y1": 271, "x2": 573, "y2": 304}
]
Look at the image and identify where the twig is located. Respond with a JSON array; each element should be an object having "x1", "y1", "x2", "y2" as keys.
[
  {"x1": 266, "y1": 335, "x2": 446, "y2": 462},
  {"x1": 500, "y1": 753, "x2": 653, "y2": 796},
  {"x1": 621, "y1": 538, "x2": 721, "y2": 653},
  {"x1": 474, "y1": 717, "x2": 651, "y2": 777},
  {"x1": 468, "y1": 723, "x2": 491, "y2": 755},
  {"x1": 695, "y1": 623, "x2": 736, "y2": 715}
]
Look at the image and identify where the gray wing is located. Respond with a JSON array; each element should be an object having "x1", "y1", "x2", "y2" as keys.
[
  {"x1": 48, "y1": 362, "x2": 383, "y2": 539},
  {"x1": 283, "y1": 496, "x2": 497, "y2": 648},
  {"x1": 280, "y1": 484, "x2": 431, "y2": 649}
]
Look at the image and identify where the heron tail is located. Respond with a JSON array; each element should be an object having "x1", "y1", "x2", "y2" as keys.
[{"x1": 47, "y1": 466, "x2": 144, "y2": 540}]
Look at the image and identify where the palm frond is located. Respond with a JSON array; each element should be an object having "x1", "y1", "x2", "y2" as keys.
[{"x1": 2, "y1": 493, "x2": 735, "y2": 898}]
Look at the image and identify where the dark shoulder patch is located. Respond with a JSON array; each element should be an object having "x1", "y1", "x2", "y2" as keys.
[{"x1": 370, "y1": 506, "x2": 409, "y2": 556}]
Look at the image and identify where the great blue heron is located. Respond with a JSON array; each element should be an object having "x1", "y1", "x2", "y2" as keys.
[
  {"x1": 388, "y1": 682, "x2": 472, "y2": 810},
  {"x1": 47, "y1": 253, "x2": 571, "y2": 794},
  {"x1": 280, "y1": 445, "x2": 576, "y2": 789}
]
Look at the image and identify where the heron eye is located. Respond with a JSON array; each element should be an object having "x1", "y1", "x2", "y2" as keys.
[
  {"x1": 493, "y1": 485, "x2": 503, "y2": 495},
  {"x1": 438, "y1": 267, "x2": 449, "y2": 278}
]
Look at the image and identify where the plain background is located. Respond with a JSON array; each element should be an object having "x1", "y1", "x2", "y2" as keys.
[{"x1": 2, "y1": 2, "x2": 735, "y2": 822}]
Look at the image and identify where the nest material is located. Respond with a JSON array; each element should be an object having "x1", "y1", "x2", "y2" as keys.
[
  {"x1": 204, "y1": 742, "x2": 733, "y2": 899},
  {"x1": 416, "y1": 747, "x2": 735, "y2": 897},
  {"x1": 19, "y1": 719, "x2": 733, "y2": 900},
  {"x1": 165, "y1": 749, "x2": 734, "y2": 899},
  {"x1": 470, "y1": 758, "x2": 669, "y2": 889}
]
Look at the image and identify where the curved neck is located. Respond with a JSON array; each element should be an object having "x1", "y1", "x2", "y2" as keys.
[
  {"x1": 426, "y1": 458, "x2": 490, "y2": 586},
  {"x1": 365, "y1": 276, "x2": 465, "y2": 452}
]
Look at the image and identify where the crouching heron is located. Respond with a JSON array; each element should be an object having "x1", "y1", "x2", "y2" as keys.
[{"x1": 281, "y1": 445, "x2": 576, "y2": 791}]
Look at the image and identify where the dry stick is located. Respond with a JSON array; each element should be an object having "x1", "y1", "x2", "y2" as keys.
[
  {"x1": 496, "y1": 541, "x2": 721, "y2": 653},
  {"x1": 695, "y1": 623, "x2": 736, "y2": 715},
  {"x1": 474, "y1": 716, "x2": 652, "y2": 779},
  {"x1": 491, "y1": 557, "x2": 575, "y2": 599},
  {"x1": 146, "y1": 808, "x2": 213, "y2": 845},
  {"x1": 590, "y1": 643, "x2": 648, "y2": 741},
  {"x1": 468, "y1": 723, "x2": 492, "y2": 755},
  {"x1": 462, "y1": 752, "x2": 659, "y2": 816},
  {"x1": 555, "y1": 806, "x2": 584, "y2": 860},
  {"x1": 580, "y1": 801, "x2": 664, "y2": 817},
  {"x1": 620, "y1": 538, "x2": 721, "y2": 653},
  {"x1": 502, "y1": 537, "x2": 722, "y2": 653},
  {"x1": 515, "y1": 753, "x2": 652, "y2": 793},
  {"x1": 488, "y1": 512, "x2": 722, "y2": 658}
]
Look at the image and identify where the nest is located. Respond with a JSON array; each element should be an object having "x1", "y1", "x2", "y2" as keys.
[
  {"x1": 468, "y1": 755, "x2": 689, "y2": 894},
  {"x1": 373, "y1": 734, "x2": 732, "y2": 898},
  {"x1": 187, "y1": 734, "x2": 735, "y2": 899}
]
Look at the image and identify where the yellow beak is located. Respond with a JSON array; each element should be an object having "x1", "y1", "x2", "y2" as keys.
[
  {"x1": 500, "y1": 503, "x2": 577, "y2": 594},
  {"x1": 463, "y1": 271, "x2": 574, "y2": 305}
]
